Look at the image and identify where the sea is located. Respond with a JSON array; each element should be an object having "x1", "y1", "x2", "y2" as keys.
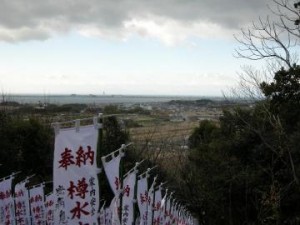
[{"x1": 4, "y1": 94, "x2": 222, "y2": 105}]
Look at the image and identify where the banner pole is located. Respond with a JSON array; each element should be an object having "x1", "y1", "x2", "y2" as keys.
[
  {"x1": 0, "y1": 171, "x2": 21, "y2": 182},
  {"x1": 97, "y1": 112, "x2": 104, "y2": 217}
]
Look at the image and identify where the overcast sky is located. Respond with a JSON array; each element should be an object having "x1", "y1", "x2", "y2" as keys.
[{"x1": 0, "y1": 0, "x2": 274, "y2": 96}]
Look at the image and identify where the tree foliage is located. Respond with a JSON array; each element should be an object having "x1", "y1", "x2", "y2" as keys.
[
  {"x1": 184, "y1": 6, "x2": 300, "y2": 221},
  {"x1": 0, "y1": 112, "x2": 53, "y2": 183},
  {"x1": 261, "y1": 65, "x2": 300, "y2": 131},
  {"x1": 100, "y1": 116, "x2": 130, "y2": 156},
  {"x1": 185, "y1": 98, "x2": 300, "y2": 224}
]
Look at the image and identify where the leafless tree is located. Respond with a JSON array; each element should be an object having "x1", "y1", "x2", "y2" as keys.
[{"x1": 235, "y1": 0, "x2": 300, "y2": 69}]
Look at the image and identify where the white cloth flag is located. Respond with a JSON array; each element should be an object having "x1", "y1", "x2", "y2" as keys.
[
  {"x1": 101, "y1": 153, "x2": 122, "y2": 196},
  {"x1": 105, "y1": 207, "x2": 112, "y2": 225},
  {"x1": 170, "y1": 201, "x2": 176, "y2": 225},
  {"x1": 29, "y1": 185, "x2": 46, "y2": 225},
  {"x1": 45, "y1": 193, "x2": 55, "y2": 225},
  {"x1": 147, "y1": 180, "x2": 156, "y2": 225},
  {"x1": 0, "y1": 177, "x2": 15, "y2": 225},
  {"x1": 163, "y1": 197, "x2": 171, "y2": 225},
  {"x1": 110, "y1": 196, "x2": 121, "y2": 225},
  {"x1": 172, "y1": 203, "x2": 179, "y2": 225},
  {"x1": 102, "y1": 149, "x2": 124, "y2": 225},
  {"x1": 122, "y1": 171, "x2": 136, "y2": 225},
  {"x1": 99, "y1": 203, "x2": 106, "y2": 225},
  {"x1": 53, "y1": 124, "x2": 99, "y2": 225},
  {"x1": 159, "y1": 193, "x2": 167, "y2": 225},
  {"x1": 178, "y1": 207, "x2": 185, "y2": 225},
  {"x1": 14, "y1": 180, "x2": 31, "y2": 225},
  {"x1": 137, "y1": 177, "x2": 148, "y2": 225},
  {"x1": 153, "y1": 188, "x2": 162, "y2": 225}
]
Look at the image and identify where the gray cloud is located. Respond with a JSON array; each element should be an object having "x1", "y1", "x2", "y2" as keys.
[{"x1": 0, "y1": 0, "x2": 272, "y2": 42}]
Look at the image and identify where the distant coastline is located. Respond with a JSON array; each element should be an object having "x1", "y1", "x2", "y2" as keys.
[{"x1": 2, "y1": 94, "x2": 224, "y2": 105}]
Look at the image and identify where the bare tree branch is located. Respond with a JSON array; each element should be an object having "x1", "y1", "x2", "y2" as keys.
[{"x1": 234, "y1": 0, "x2": 300, "y2": 69}]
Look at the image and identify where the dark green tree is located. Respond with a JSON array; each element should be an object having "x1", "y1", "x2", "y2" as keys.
[
  {"x1": 100, "y1": 116, "x2": 129, "y2": 156},
  {"x1": 183, "y1": 94, "x2": 300, "y2": 224},
  {"x1": 0, "y1": 112, "x2": 53, "y2": 182},
  {"x1": 260, "y1": 65, "x2": 300, "y2": 132}
]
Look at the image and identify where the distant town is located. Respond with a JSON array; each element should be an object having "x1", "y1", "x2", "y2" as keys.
[{"x1": 0, "y1": 94, "x2": 254, "y2": 152}]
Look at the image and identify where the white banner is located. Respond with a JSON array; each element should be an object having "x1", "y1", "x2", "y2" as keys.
[
  {"x1": 137, "y1": 177, "x2": 148, "y2": 225},
  {"x1": 99, "y1": 203, "x2": 106, "y2": 225},
  {"x1": 29, "y1": 184, "x2": 46, "y2": 225},
  {"x1": 159, "y1": 192, "x2": 167, "y2": 225},
  {"x1": 53, "y1": 124, "x2": 99, "y2": 225},
  {"x1": 147, "y1": 180, "x2": 156, "y2": 225},
  {"x1": 153, "y1": 188, "x2": 162, "y2": 225},
  {"x1": 105, "y1": 207, "x2": 112, "y2": 225},
  {"x1": 14, "y1": 180, "x2": 30, "y2": 225},
  {"x1": 0, "y1": 177, "x2": 15, "y2": 225},
  {"x1": 101, "y1": 153, "x2": 122, "y2": 196},
  {"x1": 121, "y1": 171, "x2": 136, "y2": 225},
  {"x1": 110, "y1": 196, "x2": 120, "y2": 225},
  {"x1": 170, "y1": 202, "x2": 178, "y2": 225},
  {"x1": 163, "y1": 196, "x2": 171, "y2": 225},
  {"x1": 45, "y1": 193, "x2": 55, "y2": 225}
]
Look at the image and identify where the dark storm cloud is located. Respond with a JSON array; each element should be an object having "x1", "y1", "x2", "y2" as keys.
[
  {"x1": 0, "y1": 0, "x2": 272, "y2": 42},
  {"x1": 135, "y1": 0, "x2": 268, "y2": 28}
]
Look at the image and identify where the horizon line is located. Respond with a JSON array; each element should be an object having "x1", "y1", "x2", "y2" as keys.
[{"x1": 3, "y1": 93, "x2": 224, "y2": 98}]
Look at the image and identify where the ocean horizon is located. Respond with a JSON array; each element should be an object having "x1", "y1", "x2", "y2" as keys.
[{"x1": 2, "y1": 94, "x2": 223, "y2": 105}]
